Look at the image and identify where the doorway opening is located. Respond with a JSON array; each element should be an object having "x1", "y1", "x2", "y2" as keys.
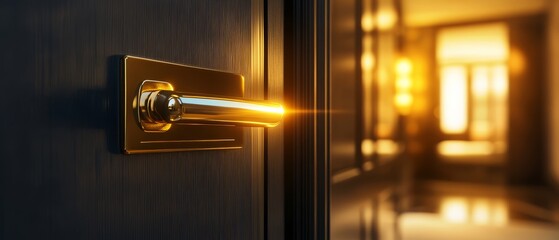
[{"x1": 436, "y1": 23, "x2": 509, "y2": 163}]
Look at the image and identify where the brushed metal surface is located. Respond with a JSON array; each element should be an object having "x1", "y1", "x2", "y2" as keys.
[
  {"x1": 134, "y1": 80, "x2": 283, "y2": 131},
  {"x1": 0, "y1": 0, "x2": 263, "y2": 239}
]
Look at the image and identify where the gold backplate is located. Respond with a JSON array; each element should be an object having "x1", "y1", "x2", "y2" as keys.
[{"x1": 122, "y1": 55, "x2": 244, "y2": 154}]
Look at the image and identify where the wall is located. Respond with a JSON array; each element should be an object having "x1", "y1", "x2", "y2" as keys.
[{"x1": 548, "y1": 0, "x2": 559, "y2": 186}]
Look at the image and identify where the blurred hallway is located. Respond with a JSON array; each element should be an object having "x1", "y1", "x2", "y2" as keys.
[{"x1": 330, "y1": 0, "x2": 559, "y2": 239}]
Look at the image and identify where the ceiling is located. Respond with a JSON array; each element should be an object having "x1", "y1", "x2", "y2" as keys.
[{"x1": 402, "y1": 0, "x2": 550, "y2": 27}]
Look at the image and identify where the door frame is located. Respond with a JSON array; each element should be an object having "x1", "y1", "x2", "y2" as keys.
[{"x1": 261, "y1": 0, "x2": 330, "y2": 239}]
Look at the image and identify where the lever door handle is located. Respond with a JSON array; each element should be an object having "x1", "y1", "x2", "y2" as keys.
[
  {"x1": 137, "y1": 80, "x2": 283, "y2": 132},
  {"x1": 123, "y1": 56, "x2": 276, "y2": 152}
]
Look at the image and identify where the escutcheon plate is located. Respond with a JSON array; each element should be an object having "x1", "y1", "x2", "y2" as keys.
[{"x1": 122, "y1": 55, "x2": 244, "y2": 154}]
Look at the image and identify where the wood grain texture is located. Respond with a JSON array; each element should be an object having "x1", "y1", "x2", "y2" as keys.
[{"x1": 0, "y1": 0, "x2": 263, "y2": 239}]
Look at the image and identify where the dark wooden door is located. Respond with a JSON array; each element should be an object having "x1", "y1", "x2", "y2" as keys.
[{"x1": 0, "y1": 0, "x2": 272, "y2": 239}]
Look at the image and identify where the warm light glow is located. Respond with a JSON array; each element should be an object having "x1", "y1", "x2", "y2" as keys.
[
  {"x1": 332, "y1": 168, "x2": 361, "y2": 183},
  {"x1": 278, "y1": 105, "x2": 285, "y2": 115},
  {"x1": 376, "y1": 123, "x2": 393, "y2": 138},
  {"x1": 376, "y1": 139, "x2": 399, "y2": 155},
  {"x1": 377, "y1": 8, "x2": 397, "y2": 30},
  {"x1": 492, "y1": 65, "x2": 508, "y2": 97},
  {"x1": 399, "y1": 198, "x2": 511, "y2": 240},
  {"x1": 362, "y1": 13, "x2": 375, "y2": 32},
  {"x1": 361, "y1": 11, "x2": 375, "y2": 140},
  {"x1": 471, "y1": 66, "x2": 490, "y2": 140},
  {"x1": 361, "y1": 7, "x2": 397, "y2": 31},
  {"x1": 472, "y1": 199, "x2": 490, "y2": 225},
  {"x1": 395, "y1": 57, "x2": 414, "y2": 115},
  {"x1": 440, "y1": 197, "x2": 508, "y2": 226},
  {"x1": 440, "y1": 63, "x2": 508, "y2": 153},
  {"x1": 361, "y1": 139, "x2": 400, "y2": 156},
  {"x1": 472, "y1": 66, "x2": 490, "y2": 97},
  {"x1": 471, "y1": 121, "x2": 491, "y2": 140},
  {"x1": 362, "y1": 47, "x2": 375, "y2": 132},
  {"x1": 437, "y1": 141, "x2": 493, "y2": 156},
  {"x1": 441, "y1": 197, "x2": 468, "y2": 223},
  {"x1": 509, "y1": 48, "x2": 526, "y2": 74},
  {"x1": 403, "y1": 0, "x2": 548, "y2": 27},
  {"x1": 440, "y1": 66, "x2": 468, "y2": 134},
  {"x1": 361, "y1": 139, "x2": 375, "y2": 156},
  {"x1": 493, "y1": 201, "x2": 509, "y2": 226},
  {"x1": 396, "y1": 77, "x2": 412, "y2": 90},
  {"x1": 437, "y1": 23, "x2": 509, "y2": 150},
  {"x1": 361, "y1": 52, "x2": 375, "y2": 71},
  {"x1": 437, "y1": 23, "x2": 509, "y2": 63},
  {"x1": 492, "y1": 65, "x2": 508, "y2": 149},
  {"x1": 184, "y1": 98, "x2": 284, "y2": 114},
  {"x1": 395, "y1": 93, "x2": 413, "y2": 110},
  {"x1": 396, "y1": 58, "x2": 413, "y2": 75}
]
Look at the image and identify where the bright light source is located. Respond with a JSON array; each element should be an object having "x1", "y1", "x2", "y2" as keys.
[
  {"x1": 437, "y1": 140, "x2": 493, "y2": 156},
  {"x1": 471, "y1": 66, "x2": 490, "y2": 140},
  {"x1": 437, "y1": 23, "x2": 509, "y2": 144},
  {"x1": 395, "y1": 93, "x2": 413, "y2": 110},
  {"x1": 437, "y1": 23, "x2": 509, "y2": 63},
  {"x1": 396, "y1": 77, "x2": 412, "y2": 90},
  {"x1": 361, "y1": 13, "x2": 375, "y2": 32},
  {"x1": 361, "y1": 52, "x2": 375, "y2": 71},
  {"x1": 440, "y1": 66, "x2": 468, "y2": 134},
  {"x1": 376, "y1": 139, "x2": 399, "y2": 155},
  {"x1": 361, "y1": 139, "x2": 375, "y2": 156},
  {"x1": 439, "y1": 197, "x2": 509, "y2": 226},
  {"x1": 396, "y1": 58, "x2": 413, "y2": 75},
  {"x1": 377, "y1": 8, "x2": 397, "y2": 30},
  {"x1": 472, "y1": 66, "x2": 490, "y2": 97},
  {"x1": 492, "y1": 65, "x2": 508, "y2": 97},
  {"x1": 441, "y1": 197, "x2": 468, "y2": 223},
  {"x1": 395, "y1": 57, "x2": 414, "y2": 115}
]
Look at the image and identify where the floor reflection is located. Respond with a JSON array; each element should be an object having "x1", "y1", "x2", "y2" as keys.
[
  {"x1": 438, "y1": 196, "x2": 507, "y2": 225},
  {"x1": 400, "y1": 212, "x2": 559, "y2": 240},
  {"x1": 331, "y1": 181, "x2": 559, "y2": 239}
]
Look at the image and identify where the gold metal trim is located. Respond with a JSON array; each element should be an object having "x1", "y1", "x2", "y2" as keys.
[
  {"x1": 137, "y1": 80, "x2": 174, "y2": 132},
  {"x1": 123, "y1": 56, "x2": 252, "y2": 154},
  {"x1": 140, "y1": 139, "x2": 235, "y2": 144},
  {"x1": 136, "y1": 80, "x2": 283, "y2": 130}
]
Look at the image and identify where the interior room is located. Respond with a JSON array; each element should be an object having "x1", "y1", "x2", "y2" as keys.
[
  {"x1": 330, "y1": 0, "x2": 559, "y2": 239},
  {"x1": 3, "y1": 0, "x2": 559, "y2": 239}
]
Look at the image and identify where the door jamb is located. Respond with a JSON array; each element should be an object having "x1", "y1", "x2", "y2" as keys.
[{"x1": 282, "y1": 0, "x2": 331, "y2": 239}]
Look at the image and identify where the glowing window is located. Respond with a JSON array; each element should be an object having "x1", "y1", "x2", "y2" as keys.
[
  {"x1": 440, "y1": 66, "x2": 468, "y2": 134},
  {"x1": 436, "y1": 23, "x2": 509, "y2": 158}
]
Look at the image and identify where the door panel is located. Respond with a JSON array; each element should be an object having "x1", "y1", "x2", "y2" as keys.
[{"x1": 0, "y1": 0, "x2": 264, "y2": 239}]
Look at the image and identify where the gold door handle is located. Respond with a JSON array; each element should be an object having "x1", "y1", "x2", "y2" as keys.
[{"x1": 137, "y1": 80, "x2": 283, "y2": 132}]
